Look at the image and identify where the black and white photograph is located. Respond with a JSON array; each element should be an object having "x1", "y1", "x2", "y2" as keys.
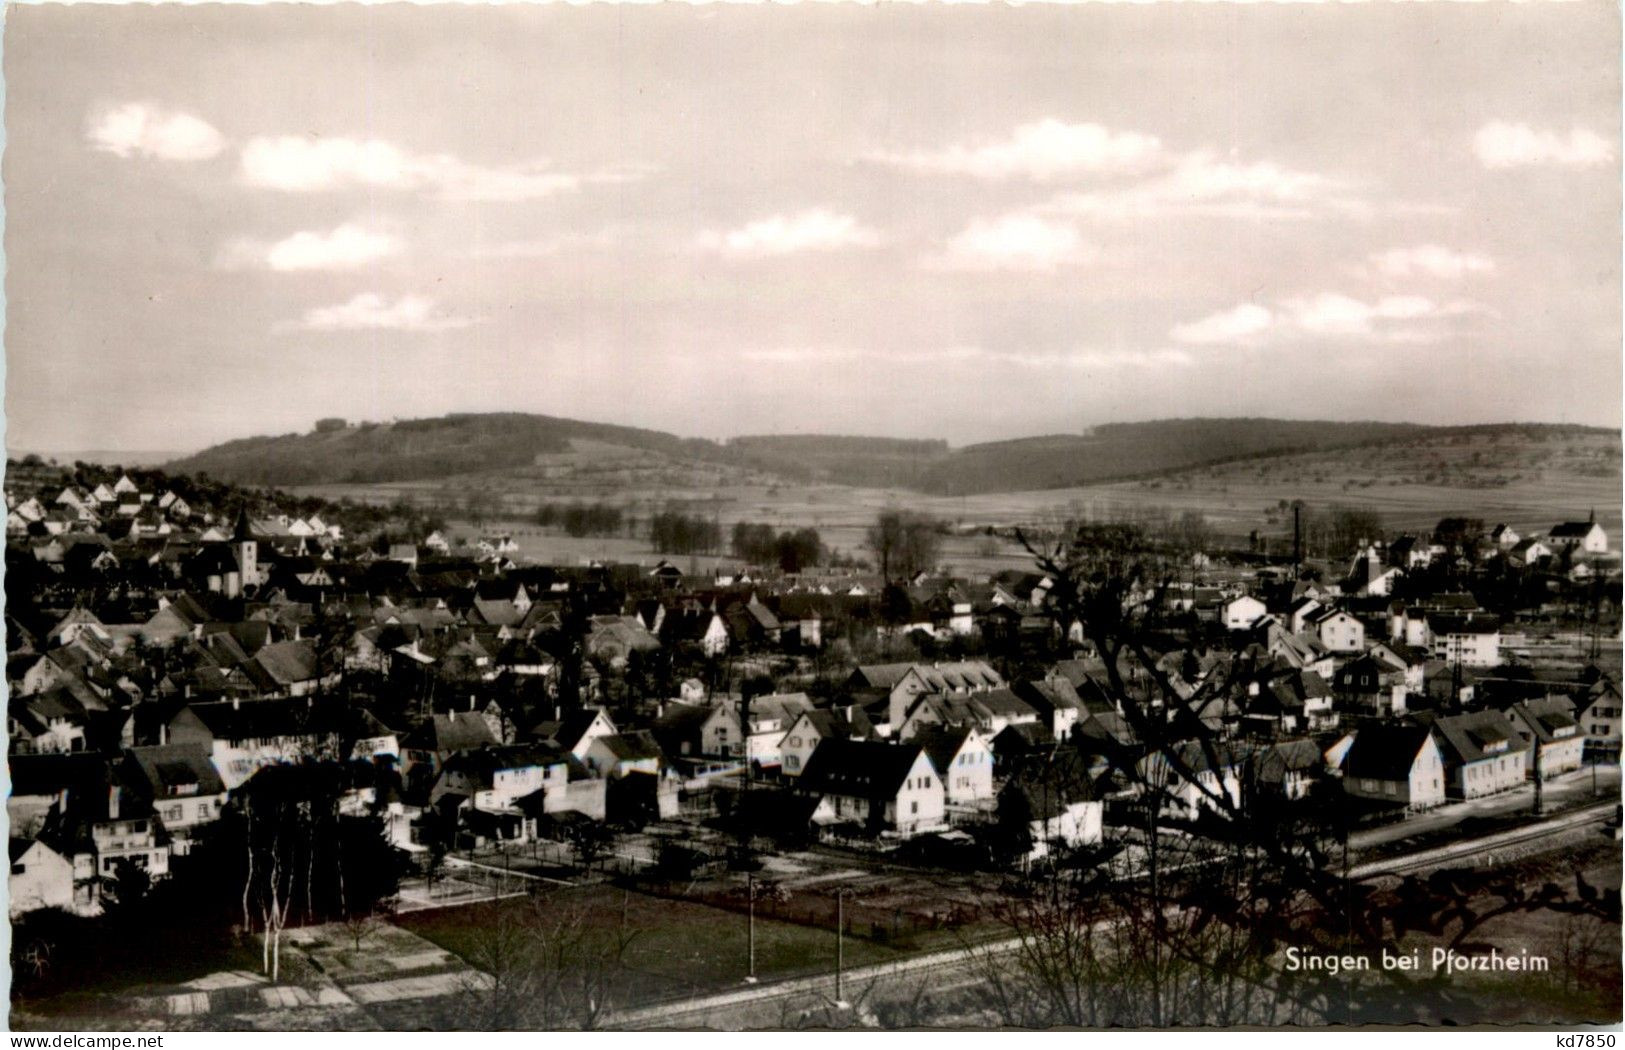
[{"x1": 2, "y1": 0, "x2": 1621, "y2": 1033}]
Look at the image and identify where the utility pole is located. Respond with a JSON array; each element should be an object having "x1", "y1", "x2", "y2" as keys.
[
  {"x1": 834, "y1": 888, "x2": 850, "y2": 1010},
  {"x1": 744, "y1": 871, "x2": 758, "y2": 984}
]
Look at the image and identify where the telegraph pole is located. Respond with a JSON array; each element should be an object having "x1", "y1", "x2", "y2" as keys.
[
  {"x1": 834, "y1": 888, "x2": 850, "y2": 1009},
  {"x1": 744, "y1": 871, "x2": 758, "y2": 984}
]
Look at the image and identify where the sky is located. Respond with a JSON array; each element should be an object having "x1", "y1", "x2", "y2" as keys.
[{"x1": 3, "y1": 2, "x2": 1620, "y2": 456}]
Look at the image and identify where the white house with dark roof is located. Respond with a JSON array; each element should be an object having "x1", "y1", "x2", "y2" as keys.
[
  {"x1": 1427, "y1": 711, "x2": 1527, "y2": 799},
  {"x1": 1504, "y1": 698, "x2": 1585, "y2": 779},
  {"x1": 796, "y1": 739, "x2": 945, "y2": 838},
  {"x1": 1549, "y1": 520, "x2": 1607, "y2": 554},
  {"x1": 1339, "y1": 724, "x2": 1446, "y2": 810},
  {"x1": 1424, "y1": 613, "x2": 1501, "y2": 668}
]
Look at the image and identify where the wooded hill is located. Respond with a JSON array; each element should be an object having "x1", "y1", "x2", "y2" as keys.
[{"x1": 165, "y1": 413, "x2": 1613, "y2": 497}]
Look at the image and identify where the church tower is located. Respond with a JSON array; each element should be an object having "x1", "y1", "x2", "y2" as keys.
[{"x1": 233, "y1": 507, "x2": 259, "y2": 591}]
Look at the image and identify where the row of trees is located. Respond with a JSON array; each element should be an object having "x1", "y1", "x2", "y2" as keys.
[
  {"x1": 865, "y1": 510, "x2": 943, "y2": 578},
  {"x1": 537, "y1": 501, "x2": 627, "y2": 538},
  {"x1": 649, "y1": 510, "x2": 723, "y2": 556},
  {"x1": 730, "y1": 523, "x2": 824, "y2": 572}
]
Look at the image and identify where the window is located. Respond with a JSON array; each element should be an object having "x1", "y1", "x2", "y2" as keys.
[
  {"x1": 11, "y1": 863, "x2": 24, "y2": 875},
  {"x1": 1383, "y1": 782, "x2": 1396, "y2": 796},
  {"x1": 911, "y1": 801, "x2": 919, "y2": 815}
]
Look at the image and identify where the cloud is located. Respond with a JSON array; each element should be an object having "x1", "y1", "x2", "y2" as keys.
[
  {"x1": 1171, "y1": 303, "x2": 1274, "y2": 345},
  {"x1": 738, "y1": 344, "x2": 1190, "y2": 370},
  {"x1": 87, "y1": 103, "x2": 226, "y2": 162},
  {"x1": 871, "y1": 119, "x2": 1163, "y2": 180},
  {"x1": 1474, "y1": 122, "x2": 1613, "y2": 169},
  {"x1": 1286, "y1": 293, "x2": 1441, "y2": 336},
  {"x1": 699, "y1": 210, "x2": 881, "y2": 256},
  {"x1": 1052, "y1": 152, "x2": 1343, "y2": 220},
  {"x1": 286, "y1": 293, "x2": 474, "y2": 332},
  {"x1": 926, "y1": 214, "x2": 1093, "y2": 272},
  {"x1": 1368, "y1": 245, "x2": 1493, "y2": 280},
  {"x1": 239, "y1": 135, "x2": 584, "y2": 200},
  {"x1": 220, "y1": 223, "x2": 402, "y2": 272},
  {"x1": 1170, "y1": 293, "x2": 1485, "y2": 346}
]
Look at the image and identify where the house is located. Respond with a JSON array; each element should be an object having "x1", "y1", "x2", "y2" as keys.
[
  {"x1": 1250, "y1": 738, "x2": 1327, "y2": 801},
  {"x1": 1223, "y1": 595, "x2": 1268, "y2": 632},
  {"x1": 796, "y1": 739, "x2": 946, "y2": 839},
  {"x1": 1310, "y1": 609, "x2": 1365, "y2": 654},
  {"x1": 701, "y1": 693, "x2": 817, "y2": 769},
  {"x1": 998, "y1": 752, "x2": 1103, "y2": 862},
  {"x1": 1339, "y1": 724, "x2": 1446, "y2": 810},
  {"x1": 1333, "y1": 654, "x2": 1408, "y2": 718},
  {"x1": 432, "y1": 744, "x2": 572, "y2": 832},
  {"x1": 649, "y1": 701, "x2": 714, "y2": 761},
  {"x1": 1425, "y1": 613, "x2": 1501, "y2": 668},
  {"x1": 241, "y1": 639, "x2": 331, "y2": 697},
  {"x1": 586, "y1": 615, "x2": 663, "y2": 666},
  {"x1": 1141, "y1": 742, "x2": 1242, "y2": 821},
  {"x1": 1549, "y1": 521, "x2": 1608, "y2": 554},
  {"x1": 779, "y1": 707, "x2": 874, "y2": 777},
  {"x1": 165, "y1": 698, "x2": 346, "y2": 789},
  {"x1": 1013, "y1": 677, "x2": 1088, "y2": 740},
  {"x1": 1504, "y1": 698, "x2": 1586, "y2": 780},
  {"x1": 1576, "y1": 677, "x2": 1622, "y2": 764},
  {"x1": 1508, "y1": 538, "x2": 1551, "y2": 568},
  {"x1": 855, "y1": 661, "x2": 1004, "y2": 732},
  {"x1": 914, "y1": 725, "x2": 995, "y2": 807},
  {"x1": 1427, "y1": 711, "x2": 1528, "y2": 800},
  {"x1": 9, "y1": 688, "x2": 90, "y2": 755},
  {"x1": 1489, "y1": 524, "x2": 1520, "y2": 549},
  {"x1": 530, "y1": 707, "x2": 619, "y2": 761},
  {"x1": 120, "y1": 743, "x2": 228, "y2": 851},
  {"x1": 583, "y1": 730, "x2": 667, "y2": 780},
  {"x1": 9, "y1": 838, "x2": 76, "y2": 917},
  {"x1": 897, "y1": 687, "x2": 1040, "y2": 742},
  {"x1": 400, "y1": 711, "x2": 501, "y2": 795}
]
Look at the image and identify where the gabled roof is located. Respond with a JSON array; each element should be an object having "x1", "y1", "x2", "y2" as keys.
[
  {"x1": 124, "y1": 743, "x2": 227, "y2": 797},
  {"x1": 176, "y1": 697, "x2": 346, "y2": 742},
  {"x1": 1429, "y1": 710, "x2": 1517, "y2": 765},
  {"x1": 1000, "y1": 749, "x2": 1097, "y2": 818},
  {"x1": 592, "y1": 730, "x2": 666, "y2": 763},
  {"x1": 798, "y1": 739, "x2": 927, "y2": 802},
  {"x1": 244, "y1": 639, "x2": 321, "y2": 689},
  {"x1": 793, "y1": 706, "x2": 875, "y2": 741},
  {"x1": 913, "y1": 725, "x2": 976, "y2": 776},
  {"x1": 1253, "y1": 738, "x2": 1326, "y2": 781},
  {"x1": 1507, "y1": 699, "x2": 1580, "y2": 744},
  {"x1": 1550, "y1": 521, "x2": 1603, "y2": 538},
  {"x1": 442, "y1": 743, "x2": 569, "y2": 783},
  {"x1": 1343, "y1": 724, "x2": 1433, "y2": 781},
  {"x1": 402, "y1": 711, "x2": 501, "y2": 753}
]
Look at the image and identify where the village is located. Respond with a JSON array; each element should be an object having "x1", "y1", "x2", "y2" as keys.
[{"x1": 5, "y1": 456, "x2": 1622, "y2": 1027}]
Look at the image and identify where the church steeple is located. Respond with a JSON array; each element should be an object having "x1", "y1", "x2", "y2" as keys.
[{"x1": 233, "y1": 506, "x2": 255, "y2": 542}]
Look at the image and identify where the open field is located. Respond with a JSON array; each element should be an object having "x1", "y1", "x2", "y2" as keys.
[
  {"x1": 396, "y1": 883, "x2": 918, "y2": 1006},
  {"x1": 297, "y1": 430, "x2": 1620, "y2": 575}
]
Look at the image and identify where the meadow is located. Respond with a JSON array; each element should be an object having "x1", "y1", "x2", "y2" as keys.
[{"x1": 296, "y1": 427, "x2": 1621, "y2": 573}]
